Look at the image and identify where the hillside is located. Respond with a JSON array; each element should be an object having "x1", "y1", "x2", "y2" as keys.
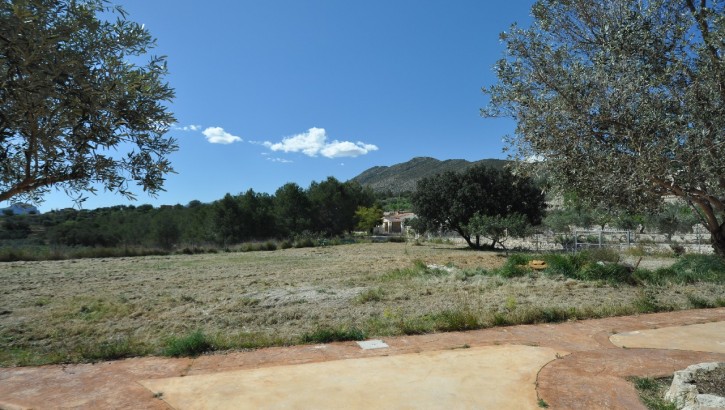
[{"x1": 351, "y1": 157, "x2": 509, "y2": 194}]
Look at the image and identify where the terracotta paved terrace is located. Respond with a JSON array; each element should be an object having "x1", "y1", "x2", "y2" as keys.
[{"x1": 0, "y1": 308, "x2": 723, "y2": 409}]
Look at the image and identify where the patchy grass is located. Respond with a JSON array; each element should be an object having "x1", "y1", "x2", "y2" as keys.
[
  {"x1": 301, "y1": 326, "x2": 366, "y2": 344},
  {"x1": 0, "y1": 243, "x2": 722, "y2": 365},
  {"x1": 629, "y1": 376, "x2": 677, "y2": 410}
]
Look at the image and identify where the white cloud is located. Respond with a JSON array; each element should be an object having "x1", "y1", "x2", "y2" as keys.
[
  {"x1": 265, "y1": 128, "x2": 378, "y2": 158},
  {"x1": 267, "y1": 157, "x2": 293, "y2": 163},
  {"x1": 266, "y1": 127, "x2": 327, "y2": 156},
  {"x1": 202, "y1": 127, "x2": 242, "y2": 144},
  {"x1": 320, "y1": 140, "x2": 378, "y2": 158},
  {"x1": 174, "y1": 124, "x2": 201, "y2": 132}
]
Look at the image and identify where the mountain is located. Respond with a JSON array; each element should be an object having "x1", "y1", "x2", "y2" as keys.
[
  {"x1": 351, "y1": 157, "x2": 509, "y2": 194},
  {"x1": 1, "y1": 203, "x2": 40, "y2": 216}
]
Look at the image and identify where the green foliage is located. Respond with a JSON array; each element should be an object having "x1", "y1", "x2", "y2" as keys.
[
  {"x1": 666, "y1": 254, "x2": 725, "y2": 283},
  {"x1": 274, "y1": 183, "x2": 313, "y2": 236},
  {"x1": 643, "y1": 204, "x2": 699, "y2": 242},
  {"x1": 497, "y1": 253, "x2": 531, "y2": 278},
  {"x1": 467, "y1": 212, "x2": 530, "y2": 249},
  {"x1": 378, "y1": 194, "x2": 414, "y2": 212},
  {"x1": 483, "y1": 0, "x2": 725, "y2": 256},
  {"x1": 308, "y1": 177, "x2": 375, "y2": 237},
  {"x1": 580, "y1": 263, "x2": 634, "y2": 284},
  {"x1": 0, "y1": 0, "x2": 176, "y2": 203},
  {"x1": 354, "y1": 205, "x2": 383, "y2": 233},
  {"x1": 412, "y1": 165, "x2": 545, "y2": 249},
  {"x1": 163, "y1": 330, "x2": 214, "y2": 357},
  {"x1": 300, "y1": 326, "x2": 366, "y2": 344}
]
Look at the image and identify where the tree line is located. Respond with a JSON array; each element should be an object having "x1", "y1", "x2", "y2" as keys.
[{"x1": 0, "y1": 177, "x2": 378, "y2": 250}]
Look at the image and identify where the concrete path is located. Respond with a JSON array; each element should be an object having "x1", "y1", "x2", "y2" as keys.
[{"x1": 0, "y1": 308, "x2": 723, "y2": 410}]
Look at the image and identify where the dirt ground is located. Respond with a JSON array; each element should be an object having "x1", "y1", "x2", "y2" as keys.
[{"x1": 1, "y1": 242, "x2": 722, "y2": 366}]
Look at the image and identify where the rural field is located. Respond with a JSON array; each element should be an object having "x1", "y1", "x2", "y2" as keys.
[{"x1": 1, "y1": 242, "x2": 723, "y2": 367}]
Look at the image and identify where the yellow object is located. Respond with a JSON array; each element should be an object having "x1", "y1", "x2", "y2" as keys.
[{"x1": 528, "y1": 260, "x2": 547, "y2": 270}]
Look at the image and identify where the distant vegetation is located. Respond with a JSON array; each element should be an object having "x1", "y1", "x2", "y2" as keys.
[
  {"x1": 0, "y1": 177, "x2": 377, "y2": 260},
  {"x1": 351, "y1": 157, "x2": 509, "y2": 195}
]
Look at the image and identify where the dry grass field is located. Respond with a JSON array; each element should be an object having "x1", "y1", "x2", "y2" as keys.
[{"x1": 1, "y1": 242, "x2": 723, "y2": 366}]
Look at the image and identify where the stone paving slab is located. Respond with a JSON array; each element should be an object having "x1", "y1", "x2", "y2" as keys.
[
  {"x1": 140, "y1": 345, "x2": 562, "y2": 410},
  {"x1": 609, "y1": 321, "x2": 725, "y2": 353},
  {"x1": 0, "y1": 308, "x2": 723, "y2": 409}
]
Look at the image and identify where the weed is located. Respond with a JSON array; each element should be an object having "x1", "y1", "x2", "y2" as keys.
[
  {"x1": 300, "y1": 326, "x2": 366, "y2": 343},
  {"x1": 383, "y1": 260, "x2": 448, "y2": 280},
  {"x1": 34, "y1": 297, "x2": 51, "y2": 307},
  {"x1": 580, "y1": 262, "x2": 634, "y2": 284},
  {"x1": 163, "y1": 330, "x2": 214, "y2": 357},
  {"x1": 504, "y1": 296, "x2": 517, "y2": 311},
  {"x1": 686, "y1": 294, "x2": 715, "y2": 309},
  {"x1": 497, "y1": 254, "x2": 530, "y2": 278},
  {"x1": 538, "y1": 398, "x2": 549, "y2": 408},
  {"x1": 81, "y1": 336, "x2": 145, "y2": 362},
  {"x1": 356, "y1": 287, "x2": 385, "y2": 304},
  {"x1": 632, "y1": 290, "x2": 672, "y2": 314},
  {"x1": 432, "y1": 309, "x2": 480, "y2": 332},
  {"x1": 628, "y1": 376, "x2": 677, "y2": 410}
]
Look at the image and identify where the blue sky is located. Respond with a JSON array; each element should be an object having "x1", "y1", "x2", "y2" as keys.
[{"x1": 30, "y1": 0, "x2": 536, "y2": 211}]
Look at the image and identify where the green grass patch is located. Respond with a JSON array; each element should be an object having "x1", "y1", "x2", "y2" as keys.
[
  {"x1": 163, "y1": 330, "x2": 214, "y2": 357},
  {"x1": 300, "y1": 326, "x2": 366, "y2": 344},
  {"x1": 629, "y1": 376, "x2": 677, "y2": 410},
  {"x1": 431, "y1": 309, "x2": 481, "y2": 332}
]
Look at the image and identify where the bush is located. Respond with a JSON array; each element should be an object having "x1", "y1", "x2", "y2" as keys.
[
  {"x1": 668, "y1": 254, "x2": 725, "y2": 283},
  {"x1": 542, "y1": 254, "x2": 582, "y2": 278},
  {"x1": 496, "y1": 253, "x2": 530, "y2": 278}
]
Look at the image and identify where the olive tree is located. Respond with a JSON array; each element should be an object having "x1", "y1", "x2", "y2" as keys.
[
  {"x1": 412, "y1": 165, "x2": 545, "y2": 249},
  {"x1": 0, "y1": 0, "x2": 176, "y2": 204},
  {"x1": 484, "y1": 0, "x2": 725, "y2": 256}
]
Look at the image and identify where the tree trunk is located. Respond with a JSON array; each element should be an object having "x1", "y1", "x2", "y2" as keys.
[{"x1": 710, "y1": 224, "x2": 725, "y2": 257}]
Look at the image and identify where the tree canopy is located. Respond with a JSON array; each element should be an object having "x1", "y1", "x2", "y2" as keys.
[
  {"x1": 412, "y1": 165, "x2": 545, "y2": 249},
  {"x1": 0, "y1": 0, "x2": 176, "y2": 204},
  {"x1": 483, "y1": 0, "x2": 725, "y2": 255}
]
